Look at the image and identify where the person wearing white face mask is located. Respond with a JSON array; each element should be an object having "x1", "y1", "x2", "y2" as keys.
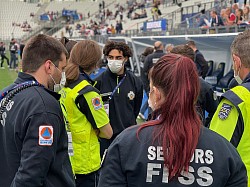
[
  {"x1": 210, "y1": 29, "x2": 250, "y2": 185},
  {"x1": 0, "y1": 34, "x2": 75, "y2": 187},
  {"x1": 94, "y1": 40, "x2": 143, "y2": 157}
]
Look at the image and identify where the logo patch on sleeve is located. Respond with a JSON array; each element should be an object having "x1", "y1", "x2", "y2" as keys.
[
  {"x1": 92, "y1": 97, "x2": 102, "y2": 110},
  {"x1": 39, "y1": 126, "x2": 53, "y2": 146},
  {"x1": 218, "y1": 103, "x2": 233, "y2": 120}
]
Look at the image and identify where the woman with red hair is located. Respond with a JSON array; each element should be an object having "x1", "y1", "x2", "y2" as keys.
[{"x1": 98, "y1": 54, "x2": 247, "y2": 187}]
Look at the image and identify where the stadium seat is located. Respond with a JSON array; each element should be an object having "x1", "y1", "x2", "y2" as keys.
[
  {"x1": 205, "y1": 62, "x2": 225, "y2": 87},
  {"x1": 206, "y1": 60, "x2": 214, "y2": 76},
  {"x1": 216, "y1": 69, "x2": 234, "y2": 92},
  {"x1": 212, "y1": 62, "x2": 225, "y2": 83}
]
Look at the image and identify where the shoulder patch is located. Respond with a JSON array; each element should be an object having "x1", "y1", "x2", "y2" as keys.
[
  {"x1": 92, "y1": 97, "x2": 102, "y2": 110},
  {"x1": 39, "y1": 126, "x2": 53, "y2": 146},
  {"x1": 218, "y1": 103, "x2": 233, "y2": 120}
]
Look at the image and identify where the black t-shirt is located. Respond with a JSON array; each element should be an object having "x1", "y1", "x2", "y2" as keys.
[{"x1": 99, "y1": 125, "x2": 247, "y2": 187}]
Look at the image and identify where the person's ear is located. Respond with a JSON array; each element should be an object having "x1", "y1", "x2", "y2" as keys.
[
  {"x1": 232, "y1": 54, "x2": 242, "y2": 70},
  {"x1": 153, "y1": 86, "x2": 161, "y2": 101},
  {"x1": 45, "y1": 60, "x2": 52, "y2": 74}
]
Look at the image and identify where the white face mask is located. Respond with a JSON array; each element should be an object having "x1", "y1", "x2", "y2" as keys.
[
  {"x1": 50, "y1": 63, "x2": 66, "y2": 92},
  {"x1": 233, "y1": 60, "x2": 242, "y2": 84},
  {"x1": 234, "y1": 70, "x2": 243, "y2": 84},
  {"x1": 60, "y1": 71, "x2": 66, "y2": 87},
  {"x1": 107, "y1": 59, "x2": 123, "y2": 73}
]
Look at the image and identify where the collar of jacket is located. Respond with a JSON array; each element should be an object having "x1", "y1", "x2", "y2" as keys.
[
  {"x1": 154, "y1": 50, "x2": 164, "y2": 53},
  {"x1": 243, "y1": 72, "x2": 250, "y2": 83},
  {"x1": 15, "y1": 72, "x2": 61, "y2": 100},
  {"x1": 107, "y1": 67, "x2": 127, "y2": 79}
]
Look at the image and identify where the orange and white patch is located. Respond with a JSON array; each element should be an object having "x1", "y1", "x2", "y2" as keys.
[{"x1": 39, "y1": 125, "x2": 53, "y2": 146}]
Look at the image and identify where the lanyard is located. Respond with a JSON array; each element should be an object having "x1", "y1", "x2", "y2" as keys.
[
  {"x1": 0, "y1": 81, "x2": 42, "y2": 101},
  {"x1": 109, "y1": 74, "x2": 126, "y2": 100},
  {"x1": 0, "y1": 81, "x2": 43, "y2": 120}
]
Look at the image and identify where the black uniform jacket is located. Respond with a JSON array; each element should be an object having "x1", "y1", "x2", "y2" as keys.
[
  {"x1": 99, "y1": 125, "x2": 247, "y2": 187},
  {"x1": 142, "y1": 50, "x2": 165, "y2": 92},
  {"x1": 95, "y1": 68, "x2": 143, "y2": 136},
  {"x1": 198, "y1": 78, "x2": 218, "y2": 127},
  {"x1": 0, "y1": 72, "x2": 75, "y2": 187}
]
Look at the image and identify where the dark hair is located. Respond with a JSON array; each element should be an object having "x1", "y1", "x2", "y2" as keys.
[
  {"x1": 138, "y1": 53, "x2": 201, "y2": 180},
  {"x1": 103, "y1": 40, "x2": 132, "y2": 58},
  {"x1": 186, "y1": 40, "x2": 196, "y2": 48},
  {"x1": 211, "y1": 10, "x2": 217, "y2": 15},
  {"x1": 171, "y1": 44, "x2": 195, "y2": 61},
  {"x1": 142, "y1": 47, "x2": 154, "y2": 56},
  {"x1": 60, "y1": 37, "x2": 77, "y2": 54},
  {"x1": 65, "y1": 40, "x2": 102, "y2": 83},
  {"x1": 22, "y1": 34, "x2": 68, "y2": 73}
]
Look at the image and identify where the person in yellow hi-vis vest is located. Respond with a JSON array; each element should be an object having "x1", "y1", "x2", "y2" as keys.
[
  {"x1": 60, "y1": 40, "x2": 113, "y2": 187},
  {"x1": 210, "y1": 30, "x2": 250, "y2": 186}
]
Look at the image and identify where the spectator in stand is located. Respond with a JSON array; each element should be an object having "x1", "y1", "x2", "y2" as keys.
[
  {"x1": 102, "y1": 0, "x2": 105, "y2": 9},
  {"x1": 115, "y1": 20, "x2": 123, "y2": 34},
  {"x1": 220, "y1": 9, "x2": 228, "y2": 24},
  {"x1": 132, "y1": 9, "x2": 147, "y2": 20},
  {"x1": 232, "y1": 3, "x2": 239, "y2": 13},
  {"x1": 225, "y1": 7, "x2": 236, "y2": 25},
  {"x1": 236, "y1": 8, "x2": 244, "y2": 24},
  {"x1": 119, "y1": 10, "x2": 123, "y2": 21},
  {"x1": 186, "y1": 40, "x2": 208, "y2": 79},
  {"x1": 243, "y1": 6, "x2": 250, "y2": 22},
  {"x1": 151, "y1": 3, "x2": 159, "y2": 21},
  {"x1": 209, "y1": 10, "x2": 224, "y2": 27},
  {"x1": 111, "y1": 24, "x2": 116, "y2": 34},
  {"x1": 0, "y1": 42, "x2": 9, "y2": 69},
  {"x1": 197, "y1": 9, "x2": 208, "y2": 27}
]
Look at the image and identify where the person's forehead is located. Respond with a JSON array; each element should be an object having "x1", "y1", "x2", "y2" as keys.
[{"x1": 108, "y1": 49, "x2": 124, "y2": 57}]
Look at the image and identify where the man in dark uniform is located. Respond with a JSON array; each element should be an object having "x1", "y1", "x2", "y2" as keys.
[
  {"x1": 187, "y1": 40, "x2": 208, "y2": 79},
  {"x1": 95, "y1": 40, "x2": 143, "y2": 155},
  {"x1": 143, "y1": 41, "x2": 165, "y2": 93},
  {"x1": 0, "y1": 34, "x2": 75, "y2": 187}
]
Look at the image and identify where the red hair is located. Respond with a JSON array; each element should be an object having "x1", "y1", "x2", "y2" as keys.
[{"x1": 138, "y1": 53, "x2": 201, "y2": 180}]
